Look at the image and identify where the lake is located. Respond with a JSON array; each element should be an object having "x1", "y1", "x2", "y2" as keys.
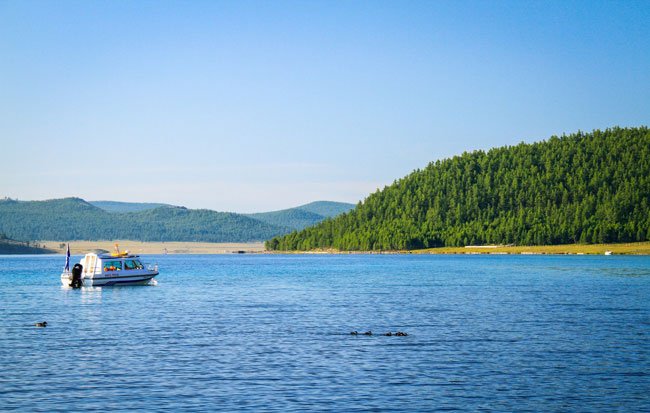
[{"x1": 1, "y1": 254, "x2": 649, "y2": 411}]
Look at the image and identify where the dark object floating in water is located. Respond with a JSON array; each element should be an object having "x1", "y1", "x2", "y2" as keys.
[
  {"x1": 349, "y1": 330, "x2": 372, "y2": 335},
  {"x1": 35, "y1": 321, "x2": 47, "y2": 327},
  {"x1": 350, "y1": 330, "x2": 408, "y2": 336}
]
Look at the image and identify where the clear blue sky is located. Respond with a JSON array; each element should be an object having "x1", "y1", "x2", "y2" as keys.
[{"x1": 1, "y1": 1, "x2": 648, "y2": 212}]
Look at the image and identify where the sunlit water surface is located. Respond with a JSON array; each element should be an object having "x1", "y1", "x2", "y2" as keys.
[{"x1": 1, "y1": 254, "x2": 649, "y2": 412}]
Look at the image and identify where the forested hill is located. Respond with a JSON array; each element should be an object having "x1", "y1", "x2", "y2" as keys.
[
  {"x1": 245, "y1": 201, "x2": 355, "y2": 230},
  {"x1": 89, "y1": 200, "x2": 172, "y2": 213},
  {"x1": 0, "y1": 198, "x2": 354, "y2": 243},
  {"x1": 267, "y1": 127, "x2": 650, "y2": 251},
  {"x1": 295, "y1": 201, "x2": 355, "y2": 217},
  {"x1": 0, "y1": 198, "x2": 290, "y2": 242},
  {"x1": 0, "y1": 234, "x2": 55, "y2": 254}
]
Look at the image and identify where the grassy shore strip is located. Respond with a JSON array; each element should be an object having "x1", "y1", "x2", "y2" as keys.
[
  {"x1": 414, "y1": 242, "x2": 650, "y2": 255},
  {"x1": 279, "y1": 241, "x2": 650, "y2": 255},
  {"x1": 37, "y1": 240, "x2": 650, "y2": 255},
  {"x1": 39, "y1": 240, "x2": 266, "y2": 255}
]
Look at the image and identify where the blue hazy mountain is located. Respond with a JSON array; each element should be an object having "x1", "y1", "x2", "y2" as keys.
[
  {"x1": 294, "y1": 201, "x2": 356, "y2": 218},
  {"x1": 0, "y1": 198, "x2": 353, "y2": 242},
  {"x1": 0, "y1": 198, "x2": 287, "y2": 242},
  {"x1": 92, "y1": 199, "x2": 356, "y2": 231},
  {"x1": 89, "y1": 200, "x2": 173, "y2": 213},
  {"x1": 245, "y1": 201, "x2": 355, "y2": 230}
]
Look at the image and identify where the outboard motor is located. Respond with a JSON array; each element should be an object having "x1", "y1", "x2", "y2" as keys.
[{"x1": 71, "y1": 263, "x2": 83, "y2": 288}]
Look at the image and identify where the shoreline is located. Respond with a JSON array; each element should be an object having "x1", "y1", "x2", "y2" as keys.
[
  {"x1": 270, "y1": 241, "x2": 650, "y2": 255},
  {"x1": 38, "y1": 240, "x2": 266, "y2": 255},
  {"x1": 31, "y1": 240, "x2": 650, "y2": 255},
  {"x1": 294, "y1": 241, "x2": 650, "y2": 255},
  {"x1": 418, "y1": 241, "x2": 650, "y2": 255}
]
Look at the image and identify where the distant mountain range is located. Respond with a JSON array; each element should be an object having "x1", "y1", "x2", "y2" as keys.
[
  {"x1": 88, "y1": 200, "x2": 355, "y2": 231},
  {"x1": 0, "y1": 198, "x2": 354, "y2": 243},
  {"x1": 244, "y1": 201, "x2": 354, "y2": 230},
  {"x1": 88, "y1": 199, "x2": 354, "y2": 231},
  {"x1": 89, "y1": 201, "x2": 173, "y2": 213}
]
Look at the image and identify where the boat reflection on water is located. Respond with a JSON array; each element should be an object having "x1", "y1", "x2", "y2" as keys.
[
  {"x1": 60, "y1": 284, "x2": 104, "y2": 304},
  {"x1": 80, "y1": 286, "x2": 103, "y2": 305}
]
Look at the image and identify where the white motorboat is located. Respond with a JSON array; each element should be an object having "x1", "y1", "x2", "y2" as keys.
[{"x1": 61, "y1": 245, "x2": 158, "y2": 287}]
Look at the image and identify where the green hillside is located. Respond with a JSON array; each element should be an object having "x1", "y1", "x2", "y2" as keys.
[
  {"x1": 246, "y1": 201, "x2": 354, "y2": 230},
  {"x1": 246, "y1": 209, "x2": 326, "y2": 231},
  {"x1": 90, "y1": 200, "x2": 172, "y2": 213},
  {"x1": 0, "y1": 198, "x2": 290, "y2": 242},
  {"x1": 267, "y1": 127, "x2": 650, "y2": 251},
  {"x1": 0, "y1": 234, "x2": 55, "y2": 254},
  {"x1": 295, "y1": 201, "x2": 355, "y2": 218}
]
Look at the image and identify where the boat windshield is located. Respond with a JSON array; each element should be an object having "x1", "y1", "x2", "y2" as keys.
[
  {"x1": 124, "y1": 259, "x2": 144, "y2": 270},
  {"x1": 103, "y1": 260, "x2": 122, "y2": 272}
]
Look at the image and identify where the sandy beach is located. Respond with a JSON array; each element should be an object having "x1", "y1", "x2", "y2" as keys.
[{"x1": 39, "y1": 240, "x2": 266, "y2": 255}]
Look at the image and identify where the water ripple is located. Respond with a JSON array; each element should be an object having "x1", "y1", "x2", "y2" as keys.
[{"x1": 0, "y1": 254, "x2": 649, "y2": 411}]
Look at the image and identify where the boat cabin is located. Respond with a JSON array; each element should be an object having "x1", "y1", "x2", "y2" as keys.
[{"x1": 80, "y1": 252, "x2": 146, "y2": 276}]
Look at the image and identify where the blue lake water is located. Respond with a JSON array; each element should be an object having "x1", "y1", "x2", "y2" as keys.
[{"x1": 1, "y1": 254, "x2": 649, "y2": 412}]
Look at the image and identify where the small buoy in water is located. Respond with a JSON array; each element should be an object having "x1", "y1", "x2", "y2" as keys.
[
  {"x1": 350, "y1": 331, "x2": 358, "y2": 335},
  {"x1": 396, "y1": 331, "x2": 408, "y2": 336},
  {"x1": 384, "y1": 332, "x2": 393, "y2": 336},
  {"x1": 363, "y1": 331, "x2": 372, "y2": 336},
  {"x1": 35, "y1": 321, "x2": 47, "y2": 328}
]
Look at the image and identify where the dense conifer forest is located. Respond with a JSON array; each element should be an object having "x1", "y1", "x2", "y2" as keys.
[{"x1": 267, "y1": 127, "x2": 650, "y2": 251}]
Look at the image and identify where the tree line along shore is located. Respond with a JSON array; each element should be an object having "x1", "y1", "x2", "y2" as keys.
[
  {"x1": 2, "y1": 240, "x2": 647, "y2": 255},
  {"x1": 268, "y1": 242, "x2": 650, "y2": 255}
]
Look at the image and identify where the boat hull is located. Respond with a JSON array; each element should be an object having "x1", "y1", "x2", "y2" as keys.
[{"x1": 61, "y1": 271, "x2": 158, "y2": 287}]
